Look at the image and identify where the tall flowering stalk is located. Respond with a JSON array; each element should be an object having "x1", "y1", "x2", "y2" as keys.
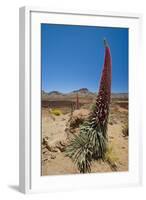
[
  {"x1": 90, "y1": 39, "x2": 111, "y2": 140},
  {"x1": 66, "y1": 40, "x2": 112, "y2": 173},
  {"x1": 76, "y1": 93, "x2": 79, "y2": 109}
]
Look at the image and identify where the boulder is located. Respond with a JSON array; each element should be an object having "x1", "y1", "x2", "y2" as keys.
[{"x1": 69, "y1": 109, "x2": 90, "y2": 129}]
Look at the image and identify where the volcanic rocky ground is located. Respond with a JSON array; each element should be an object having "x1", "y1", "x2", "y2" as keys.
[{"x1": 41, "y1": 89, "x2": 128, "y2": 175}]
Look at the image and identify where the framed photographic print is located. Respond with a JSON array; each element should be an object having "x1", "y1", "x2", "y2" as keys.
[{"x1": 19, "y1": 7, "x2": 143, "y2": 193}]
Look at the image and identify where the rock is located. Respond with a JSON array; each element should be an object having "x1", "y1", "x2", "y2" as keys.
[
  {"x1": 51, "y1": 147, "x2": 59, "y2": 152},
  {"x1": 42, "y1": 137, "x2": 49, "y2": 144},
  {"x1": 42, "y1": 137, "x2": 55, "y2": 152},
  {"x1": 50, "y1": 154, "x2": 56, "y2": 159},
  {"x1": 42, "y1": 136, "x2": 68, "y2": 153},
  {"x1": 65, "y1": 127, "x2": 69, "y2": 133},
  {"x1": 64, "y1": 109, "x2": 90, "y2": 140},
  {"x1": 70, "y1": 129, "x2": 75, "y2": 133},
  {"x1": 69, "y1": 109, "x2": 90, "y2": 129},
  {"x1": 45, "y1": 144, "x2": 52, "y2": 151},
  {"x1": 60, "y1": 140, "x2": 66, "y2": 146},
  {"x1": 42, "y1": 150, "x2": 48, "y2": 154},
  {"x1": 42, "y1": 154, "x2": 49, "y2": 161},
  {"x1": 55, "y1": 141, "x2": 67, "y2": 152},
  {"x1": 42, "y1": 145, "x2": 47, "y2": 149}
]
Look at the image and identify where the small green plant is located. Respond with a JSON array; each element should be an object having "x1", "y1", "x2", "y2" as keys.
[{"x1": 51, "y1": 108, "x2": 62, "y2": 116}]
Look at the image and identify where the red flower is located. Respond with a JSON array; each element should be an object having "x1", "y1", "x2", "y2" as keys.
[{"x1": 91, "y1": 39, "x2": 112, "y2": 137}]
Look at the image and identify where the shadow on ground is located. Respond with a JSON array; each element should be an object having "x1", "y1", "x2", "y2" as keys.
[{"x1": 8, "y1": 185, "x2": 19, "y2": 192}]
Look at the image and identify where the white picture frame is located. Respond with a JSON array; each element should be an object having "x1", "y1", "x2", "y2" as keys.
[{"x1": 19, "y1": 6, "x2": 143, "y2": 194}]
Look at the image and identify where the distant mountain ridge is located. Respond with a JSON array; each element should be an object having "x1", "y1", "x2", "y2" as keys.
[
  {"x1": 48, "y1": 91, "x2": 63, "y2": 95},
  {"x1": 71, "y1": 88, "x2": 91, "y2": 94},
  {"x1": 42, "y1": 88, "x2": 128, "y2": 101}
]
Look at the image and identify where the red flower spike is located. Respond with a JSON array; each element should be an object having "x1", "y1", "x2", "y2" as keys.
[
  {"x1": 91, "y1": 39, "x2": 112, "y2": 137},
  {"x1": 66, "y1": 39, "x2": 112, "y2": 173}
]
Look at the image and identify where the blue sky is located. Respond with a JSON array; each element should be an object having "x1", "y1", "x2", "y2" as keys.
[{"x1": 41, "y1": 24, "x2": 128, "y2": 93}]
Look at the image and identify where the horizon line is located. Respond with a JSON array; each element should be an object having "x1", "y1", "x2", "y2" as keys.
[{"x1": 42, "y1": 89, "x2": 128, "y2": 94}]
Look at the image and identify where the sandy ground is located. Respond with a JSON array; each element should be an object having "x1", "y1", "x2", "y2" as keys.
[{"x1": 41, "y1": 106, "x2": 128, "y2": 176}]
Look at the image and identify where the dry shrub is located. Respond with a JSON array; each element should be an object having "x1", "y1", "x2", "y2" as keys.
[
  {"x1": 105, "y1": 145, "x2": 118, "y2": 171},
  {"x1": 122, "y1": 123, "x2": 128, "y2": 137},
  {"x1": 51, "y1": 108, "x2": 62, "y2": 116}
]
